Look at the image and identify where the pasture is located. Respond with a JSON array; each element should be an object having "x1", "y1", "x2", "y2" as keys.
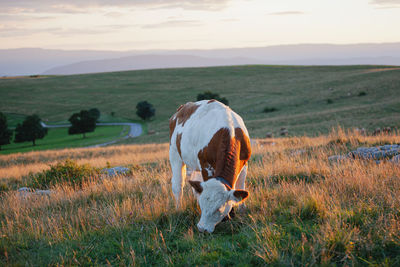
[
  {"x1": 0, "y1": 125, "x2": 126, "y2": 155},
  {"x1": 1, "y1": 65, "x2": 400, "y2": 146},
  {"x1": 0, "y1": 129, "x2": 399, "y2": 265}
]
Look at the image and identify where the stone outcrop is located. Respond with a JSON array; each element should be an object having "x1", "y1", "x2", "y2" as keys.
[{"x1": 329, "y1": 144, "x2": 400, "y2": 163}]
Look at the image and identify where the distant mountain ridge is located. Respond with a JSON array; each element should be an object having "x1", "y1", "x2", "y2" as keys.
[
  {"x1": 1, "y1": 43, "x2": 400, "y2": 76},
  {"x1": 42, "y1": 54, "x2": 263, "y2": 75}
]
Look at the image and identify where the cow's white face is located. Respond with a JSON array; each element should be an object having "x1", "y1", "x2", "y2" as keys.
[{"x1": 189, "y1": 179, "x2": 249, "y2": 233}]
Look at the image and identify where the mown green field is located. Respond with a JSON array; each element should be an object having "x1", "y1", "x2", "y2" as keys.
[
  {"x1": 0, "y1": 126, "x2": 125, "y2": 155},
  {"x1": 1, "y1": 65, "x2": 399, "y2": 144}
]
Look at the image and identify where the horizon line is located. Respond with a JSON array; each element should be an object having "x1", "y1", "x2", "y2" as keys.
[{"x1": 2, "y1": 41, "x2": 400, "y2": 52}]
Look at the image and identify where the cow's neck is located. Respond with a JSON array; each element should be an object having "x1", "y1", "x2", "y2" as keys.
[
  {"x1": 213, "y1": 135, "x2": 244, "y2": 189},
  {"x1": 215, "y1": 177, "x2": 232, "y2": 190}
]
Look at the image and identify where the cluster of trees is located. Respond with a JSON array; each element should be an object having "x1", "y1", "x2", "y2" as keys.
[
  {"x1": 0, "y1": 102, "x2": 157, "y2": 149},
  {"x1": 0, "y1": 112, "x2": 13, "y2": 150},
  {"x1": 68, "y1": 109, "x2": 99, "y2": 138},
  {"x1": 0, "y1": 113, "x2": 48, "y2": 149}
]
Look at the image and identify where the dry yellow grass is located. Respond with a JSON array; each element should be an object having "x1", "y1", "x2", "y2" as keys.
[
  {"x1": 0, "y1": 128, "x2": 399, "y2": 265},
  {"x1": 0, "y1": 143, "x2": 169, "y2": 181}
]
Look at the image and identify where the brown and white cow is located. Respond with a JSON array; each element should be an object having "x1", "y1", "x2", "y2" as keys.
[{"x1": 169, "y1": 100, "x2": 251, "y2": 233}]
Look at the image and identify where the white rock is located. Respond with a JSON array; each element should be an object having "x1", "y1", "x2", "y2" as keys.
[
  {"x1": 328, "y1": 155, "x2": 349, "y2": 162},
  {"x1": 391, "y1": 155, "x2": 400, "y2": 163},
  {"x1": 35, "y1": 190, "x2": 52, "y2": 196},
  {"x1": 18, "y1": 187, "x2": 32, "y2": 192}
]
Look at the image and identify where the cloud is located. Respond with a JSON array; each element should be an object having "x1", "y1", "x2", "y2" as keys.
[
  {"x1": 268, "y1": 11, "x2": 304, "y2": 15},
  {"x1": 0, "y1": 14, "x2": 54, "y2": 22},
  {"x1": 370, "y1": 0, "x2": 400, "y2": 7},
  {"x1": 141, "y1": 20, "x2": 203, "y2": 29},
  {"x1": 220, "y1": 18, "x2": 240, "y2": 22},
  {"x1": 0, "y1": 26, "x2": 60, "y2": 37},
  {"x1": 0, "y1": 24, "x2": 134, "y2": 38},
  {"x1": 371, "y1": 0, "x2": 400, "y2": 4},
  {"x1": 0, "y1": 0, "x2": 231, "y2": 14}
]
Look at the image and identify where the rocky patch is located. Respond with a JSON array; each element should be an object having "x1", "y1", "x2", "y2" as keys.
[
  {"x1": 102, "y1": 166, "x2": 130, "y2": 177},
  {"x1": 329, "y1": 144, "x2": 400, "y2": 163}
]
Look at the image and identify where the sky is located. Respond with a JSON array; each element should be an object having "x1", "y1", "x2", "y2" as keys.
[{"x1": 0, "y1": 0, "x2": 399, "y2": 51}]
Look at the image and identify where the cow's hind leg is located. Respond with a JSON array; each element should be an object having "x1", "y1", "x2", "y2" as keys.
[{"x1": 170, "y1": 150, "x2": 186, "y2": 209}]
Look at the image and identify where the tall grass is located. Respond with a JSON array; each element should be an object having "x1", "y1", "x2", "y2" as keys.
[{"x1": 0, "y1": 129, "x2": 399, "y2": 265}]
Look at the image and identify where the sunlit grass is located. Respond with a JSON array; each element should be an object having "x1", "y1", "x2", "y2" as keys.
[{"x1": 0, "y1": 128, "x2": 399, "y2": 265}]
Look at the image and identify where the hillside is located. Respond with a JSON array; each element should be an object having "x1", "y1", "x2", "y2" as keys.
[
  {"x1": 2, "y1": 43, "x2": 400, "y2": 76},
  {"x1": 43, "y1": 54, "x2": 261, "y2": 75},
  {"x1": 1, "y1": 65, "x2": 400, "y2": 144},
  {"x1": 0, "y1": 131, "x2": 399, "y2": 265}
]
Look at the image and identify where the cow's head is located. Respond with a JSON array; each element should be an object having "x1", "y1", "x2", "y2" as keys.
[{"x1": 189, "y1": 178, "x2": 249, "y2": 233}]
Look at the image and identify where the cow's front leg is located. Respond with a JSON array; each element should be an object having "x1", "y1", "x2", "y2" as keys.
[
  {"x1": 235, "y1": 164, "x2": 248, "y2": 212},
  {"x1": 170, "y1": 149, "x2": 186, "y2": 209}
]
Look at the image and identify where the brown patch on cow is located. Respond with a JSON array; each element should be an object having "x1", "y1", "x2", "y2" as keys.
[
  {"x1": 175, "y1": 102, "x2": 200, "y2": 127},
  {"x1": 233, "y1": 189, "x2": 249, "y2": 202},
  {"x1": 207, "y1": 99, "x2": 217, "y2": 104},
  {"x1": 169, "y1": 116, "x2": 177, "y2": 142},
  {"x1": 176, "y1": 133, "x2": 182, "y2": 157},
  {"x1": 169, "y1": 103, "x2": 199, "y2": 143},
  {"x1": 235, "y1": 128, "x2": 251, "y2": 161},
  {"x1": 197, "y1": 127, "x2": 252, "y2": 188},
  {"x1": 189, "y1": 180, "x2": 203, "y2": 194}
]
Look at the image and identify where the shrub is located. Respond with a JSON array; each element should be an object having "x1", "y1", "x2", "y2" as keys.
[
  {"x1": 136, "y1": 101, "x2": 156, "y2": 121},
  {"x1": 325, "y1": 230, "x2": 355, "y2": 263},
  {"x1": 263, "y1": 107, "x2": 278, "y2": 113},
  {"x1": 299, "y1": 197, "x2": 325, "y2": 221},
  {"x1": 0, "y1": 183, "x2": 9, "y2": 194},
  {"x1": 326, "y1": 99, "x2": 334, "y2": 104},
  {"x1": 26, "y1": 159, "x2": 100, "y2": 189},
  {"x1": 358, "y1": 91, "x2": 367, "y2": 96},
  {"x1": 197, "y1": 91, "x2": 229, "y2": 105}
]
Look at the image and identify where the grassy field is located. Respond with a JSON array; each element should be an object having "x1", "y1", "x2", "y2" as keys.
[
  {"x1": 1, "y1": 65, "x2": 400, "y2": 145},
  {"x1": 0, "y1": 125, "x2": 126, "y2": 155},
  {"x1": 0, "y1": 129, "x2": 399, "y2": 265}
]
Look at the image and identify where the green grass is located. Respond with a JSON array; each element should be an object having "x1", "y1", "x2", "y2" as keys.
[
  {"x1": 1, "y1": 65, "x2": 399, "y2": 144},
  {"x1": 0, "y1": 125, "x2": 124, "y2": 154}
]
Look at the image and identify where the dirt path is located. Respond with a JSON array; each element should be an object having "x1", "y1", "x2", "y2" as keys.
[{"x1": 40, "y1": 121, "x2": 143, "y2": 147}]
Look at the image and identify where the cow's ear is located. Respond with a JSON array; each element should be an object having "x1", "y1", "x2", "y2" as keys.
[
  {"x1": 189, "y1": 180, "x2": 203, "y2": 194},
  {"x1": 230, "y1": 189, "x2": 249, "y2": 203}
]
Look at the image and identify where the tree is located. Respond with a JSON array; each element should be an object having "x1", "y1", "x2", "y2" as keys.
[
  {"x1": 89, "y1": 108, "x2": 101, "y2": 122},
  {"x1": 0, "y1": 112, "x2": 13, "y2": 150},
  {"x1": 197, "y1": 91, "x2": 229, "y2": 105},
  {"x1": 68, "y1": 110, "x2": 97, "y2": 138},
  {"x1": 136, "y1": 101, "x2": 155, "y2": 121},
  {"x1": 14, "y1": 114, "x2": 48, "y2": 146}
]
